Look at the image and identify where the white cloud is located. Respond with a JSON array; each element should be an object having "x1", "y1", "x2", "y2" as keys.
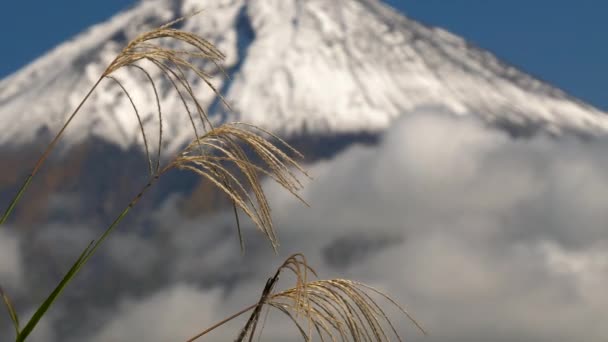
[
  {"x1": 254, "y1": 110, "x2": 608, "y2": 341},
  {"x1": 7, "y1": 109, "x2": 608, "y2": 341},
  {"x1": 89, "y1": 284, "x2": 224, "y2": 342},
  {"x1": 0, "y1": 229, "x2": 23, "y2": 290}
]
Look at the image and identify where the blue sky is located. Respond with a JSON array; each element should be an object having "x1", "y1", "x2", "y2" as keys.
[{"x1": 1, "y1": 1, "x2": 606, "y2": 110}]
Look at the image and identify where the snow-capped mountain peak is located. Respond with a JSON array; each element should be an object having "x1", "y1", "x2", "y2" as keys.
[{"x1": 1, "y1": 0, "x2": 607, "y2": 152}]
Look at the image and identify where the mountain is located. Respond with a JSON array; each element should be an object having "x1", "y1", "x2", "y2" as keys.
[
  {"x1": 2, "y1": 0, "x2": 608, "y2": 151},
  {"x1": 1, "y1": 0, "x2": 608, "y2": 226}
]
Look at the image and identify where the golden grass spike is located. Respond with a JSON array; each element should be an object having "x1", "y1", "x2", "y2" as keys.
[
  {"x1": 105, "y1": 12, "x2": 249, "y2": 248},
  {"x1": 186, "y1": 255, "x2": 423, "y2": 342},
  {"x1": 230, "y1": 254, "x2": 425, "y2": 341},
  {"x1": 103, "y1": 22, "x2": 225, "y2": 78},
  {"x1": 237, "y1": 254, "x2": 313, "y2": 341},
  {"x1": 268, "y1": 279, "x2": 426, "y2": 341},
  {"x1": 169, "y1": 124, "x2": 308, "y2": 251},
  {"x1": 100, "y1": 10, "x2": 227, "y2": 152}
]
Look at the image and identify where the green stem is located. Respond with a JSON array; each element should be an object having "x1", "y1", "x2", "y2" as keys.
[
  {"x1": 0, "y1": 285, "x2": 20, "y2": 338},
  {"x1": 0, "y1": 175, "x2": 33, "y2": 226},
  {"x1": 16, "y1": 174, "x2": 160, "y2": 342},
  {"x1": 0, "y1": 76, "x2": 104, "y2": 226},
  {"x1": 84, "y1": 175, "x2": 159, "y2": 261}
]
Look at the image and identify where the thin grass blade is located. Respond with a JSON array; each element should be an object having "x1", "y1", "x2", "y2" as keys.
[
  {"x1": 0, "y1": 284, "x2": 20, "y2": 337},
  {"x1": 16, "y1": 241, "x2": 94, "y2": 342}
]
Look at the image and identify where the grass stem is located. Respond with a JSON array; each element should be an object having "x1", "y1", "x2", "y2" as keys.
[
  {"x1": 185, "y1": 303, "x2": 258, "y2": 342},
  {"x1": 0, "y1": 77, "x2": 104, "y2": 226},
  {"x1": 16, "y1": 174, "x2": 160, "y2": 341}
]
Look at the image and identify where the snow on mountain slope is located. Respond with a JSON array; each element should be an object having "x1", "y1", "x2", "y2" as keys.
[{"x1": 1, "y1": 0, "x2": 607, "y2": 152}]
